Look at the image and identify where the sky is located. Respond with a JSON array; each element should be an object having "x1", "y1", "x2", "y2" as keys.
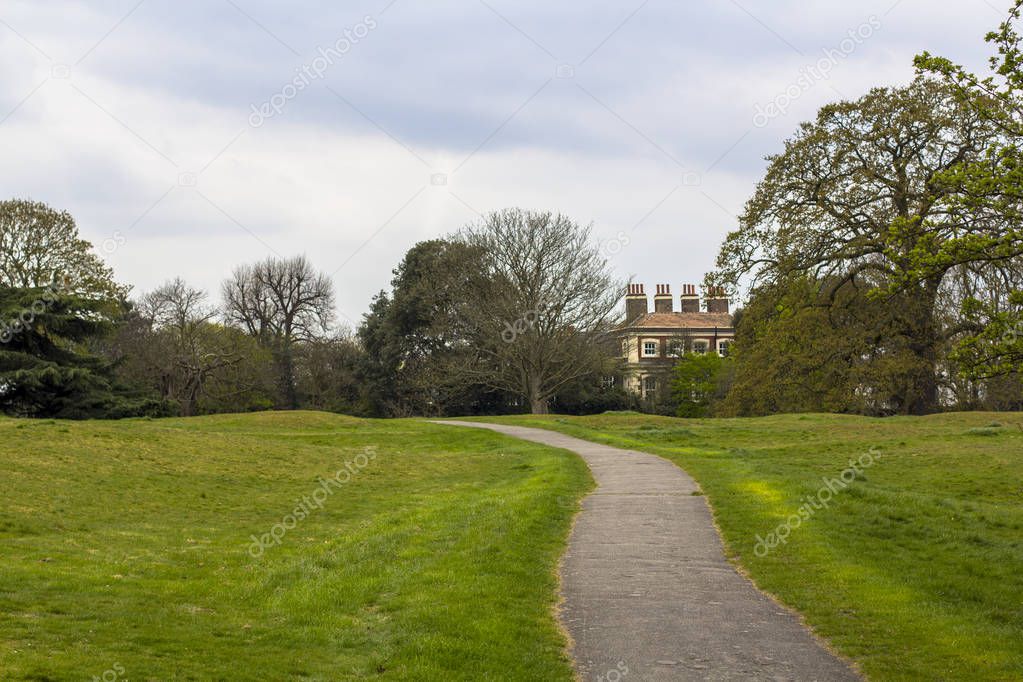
[{"x1": 0, "y1": 0, "x2": 1010, "y2": 327}]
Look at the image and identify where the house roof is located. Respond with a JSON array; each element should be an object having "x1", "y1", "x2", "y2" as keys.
[{"x1": 621, "y1": 311, "x2": 734, "y2": 330}]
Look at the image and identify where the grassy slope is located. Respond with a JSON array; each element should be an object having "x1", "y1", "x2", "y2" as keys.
[
  {"x1": 468, "y1": 412, "x2": 1023, "y2": 681},
  {"x1": 0, "y1": 412, "x2": 593, "y2": 681}
]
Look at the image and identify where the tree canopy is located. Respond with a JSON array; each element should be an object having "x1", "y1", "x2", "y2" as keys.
[
  {"x1": 456, "y1": 209, "x2": 622, "y2": 414},
  {"x1": 0, "y1": 199, "x2": 125, "y2": 299},
  {"x1": 0, "y1": 286, "x2": 158, "y2": 418},
  {"x1": 914, "y1": 1, "x2": 1023, "y2": 382},
  {"x1": 714, "y1": 78, "x2": 1005, "y2": 413}
]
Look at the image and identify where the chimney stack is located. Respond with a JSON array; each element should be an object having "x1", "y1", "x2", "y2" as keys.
[
  {"x1": 654, "y1": 284, "x2": 673, "y2": 313},
  {"x1": 625, "y1": 283, "x2": 648, "y2": 322},
  {"x1": 707, "y1": 286, "x2": 730, "y2": 314},
  {"x1": 680, "y1": 283, "x2": 700, "y2": 313}
]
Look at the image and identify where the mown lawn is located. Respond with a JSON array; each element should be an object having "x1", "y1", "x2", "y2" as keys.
[
  {"x1": 470, "y1": 412, "x2": 1023, "y2": 682},
  {"x1": 0, "y1": 412, "x2": 593, "y2": 681}
]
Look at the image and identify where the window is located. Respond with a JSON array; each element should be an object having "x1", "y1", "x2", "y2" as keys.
[
  {"x1": 718, "y1": 340, "x2": 731, "y2": 357},
  {"x1": 692, "y1": 340, "x2": 709, "y2": 355},
  {"x1": 642, "y1": 340, "x2": 659, "y2": 357},
  {"x1": 642, "y1": 375, "x2": 658, "y2": 399},
  {"x1": 667, "y1": 339, "x2": 685, "y2": 358},
  {"x1": 601, "y1": 375, "x2": 617, "y2": 389}
]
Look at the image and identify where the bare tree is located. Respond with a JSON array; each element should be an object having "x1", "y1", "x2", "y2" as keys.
[
  {"x1": 457, "y1": 209, "x2": 621, "y2": 414},
  {"x1": 222, "y1": 255, "x2": 335, "y2": 408},
  {"x1": 135, "y1": 278, "x2": 249, "y2": 416}
]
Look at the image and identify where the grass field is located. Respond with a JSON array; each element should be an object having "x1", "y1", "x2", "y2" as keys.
[
  {"x1": 470, "y1": 412, "x2": 1023, "y2": 681},
  {"x1": 0, "y1": 412, "x2": 593, "y2": 681}
]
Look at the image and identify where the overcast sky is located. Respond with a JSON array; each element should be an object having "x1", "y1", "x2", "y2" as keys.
[{"x1": 0, "y1": 0, "x2": 1009, "y2": 325}]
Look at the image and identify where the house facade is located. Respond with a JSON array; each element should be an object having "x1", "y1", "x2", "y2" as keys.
[{"x1": 616, "y1": 283, "x2": 735, "y2": 399}]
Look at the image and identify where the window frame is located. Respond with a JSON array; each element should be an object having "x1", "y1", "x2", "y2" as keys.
[
  {"x1": 641, "y1": 339, "x2": 660, "y2": 358},
  {"x1": 692, "y1": 340, "x2": 709, "y2": 355}
]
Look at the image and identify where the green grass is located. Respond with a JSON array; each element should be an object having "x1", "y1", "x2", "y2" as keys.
[
  {"x1": 0, "y1": 412, "x2": 593, "y2": 681},
  {"x1": 467, "y1": 412, "x2": 1023, "y2": 681}
]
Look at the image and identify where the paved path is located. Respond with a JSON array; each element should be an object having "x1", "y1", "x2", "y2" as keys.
[{"x1": 433, "y1": 421, "x2": 860, "y2": 681}]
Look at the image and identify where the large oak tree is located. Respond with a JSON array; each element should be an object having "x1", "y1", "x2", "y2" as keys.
[
  {"x1": 715, "y1": 78, "x2": 1000, "y2": 414},
  {"x1": 916, "y1": 1, "x2": 1023, "y2": 384}
]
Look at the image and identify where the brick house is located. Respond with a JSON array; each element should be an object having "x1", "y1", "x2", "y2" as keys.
[{"x1": 615, "y1": 283, "x2": 735, "y2": 399}]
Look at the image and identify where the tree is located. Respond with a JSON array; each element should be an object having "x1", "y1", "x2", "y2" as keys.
[
  {"x1": 0, "y1": 286, "x2": 159, "y2": 418},
  {"x1": 357, "y1": 239, "x2": 489, "y2": 416},
  {"x1": 457, "y1": 209, "x2": 621, "y2": 414},
  {"x1": 118, "y1": 278, "x2": 271, "y2": 416},
  {"x1": 296, "y1": 331, "x2": 364, "y2": 414},
  {"x1": 914, "y1": 2, "x2": 1023, "y2": 381},
  {"x1": 0, "y1": 199, "x2": 126, "y2": 298},
  {"x1": 671, "y1": 352, "x2": 731, "y2": 418},
  {"x1": 717, "y1": 276, "x2": 924, "y2": 416},
  {"x1": 714, "y1": 78, "x2": 999, "y2": 414},
  {"x1": 222, "y1": 255, "x2": 335, "y2": 408}
]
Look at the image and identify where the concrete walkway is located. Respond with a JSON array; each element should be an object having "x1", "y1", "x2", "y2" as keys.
[{"x1": 433, "y1": 421, "x2": 860, "y2": 681}]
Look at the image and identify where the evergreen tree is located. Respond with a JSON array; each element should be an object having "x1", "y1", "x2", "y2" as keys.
[{"x1": 0, "y1": 285, "x2": 160, "y2": 418}]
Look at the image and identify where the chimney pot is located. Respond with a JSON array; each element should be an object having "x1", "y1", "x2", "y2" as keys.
[
  {"x1": 654, "y1": 283, "x2": 673, "y2": 313},
  {"x1": 707, "y1": 286, "x2": 730, "y2": 314},
  {"x1": 625, "y1": 282, "x2": 648, "y2": 322},
  {"x1": 680, "y1": 282, "x2": 700, "y2": 313}
]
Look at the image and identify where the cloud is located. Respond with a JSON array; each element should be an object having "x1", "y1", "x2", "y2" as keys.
[{"x1": 0, "y1": 0, "x2": 1007, "y2": 318}]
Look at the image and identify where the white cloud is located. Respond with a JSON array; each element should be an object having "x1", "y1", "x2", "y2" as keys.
[{"x1": 0, "y1": 0, "x2": 1008, "y2": 320}]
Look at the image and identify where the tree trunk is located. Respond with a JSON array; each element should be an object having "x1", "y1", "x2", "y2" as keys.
[
  {"x1": 274, "y1": 343, "x2": 299, "y2": 410},
  {"x1": 528, "y1": 376, "x2": 549, "y2": 414},
  {"x1": 899, "y1": 284, "x2": 941, "y2": 415}
]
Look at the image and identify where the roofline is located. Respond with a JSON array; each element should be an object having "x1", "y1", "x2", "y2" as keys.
[{"x1": 618, "y1": 327, "x2": 735, "y2": 333}]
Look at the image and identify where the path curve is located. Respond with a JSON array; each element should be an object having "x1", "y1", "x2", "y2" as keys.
[{"x1": 433, "y1": 421, "x2": 860, "y2": 681}]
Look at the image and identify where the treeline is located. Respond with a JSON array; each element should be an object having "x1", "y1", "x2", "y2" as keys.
[
  {"x1": 0, "y1": 200, "x2": 359, "y2": 418},
  {"x1": 0, "y1": 204, "x2": 629, "y2": 418}
]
